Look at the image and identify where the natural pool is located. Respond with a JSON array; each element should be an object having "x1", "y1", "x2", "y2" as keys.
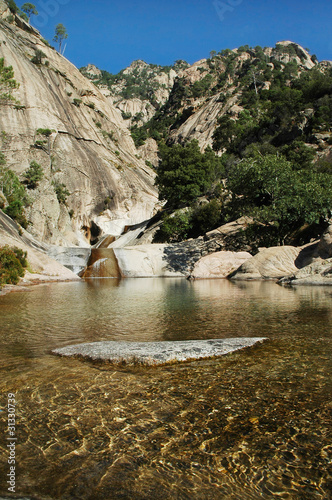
[{"x1": 0, "y1": 278, "x2": 331, "y2": 499}]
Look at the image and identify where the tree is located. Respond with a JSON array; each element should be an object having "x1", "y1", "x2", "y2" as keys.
[
  {"x1": 53, "y1": 24, "x2": 68, "y2": 54},
  {"x1": 227, "y1": 154, "x2": 332, "y2": 244},
  {"x1": 0, "y1": 58, "x2": 19, "y2": 104},
  {"x1": 0, "y1": 246, "x2": 28, "y2": 288},
  {"x1": 31, "y1": 49, "x2": 47, "y2": 65},
  {"x1": 0, "y1": 155, "x2": 29, "y2": 227},
  {"x1": 156, "y1": 140, "x2": 223, "y2": 209},
  {"x1": 21, "y1": 3, "x2": 38, "y2": 23},
  {"x1": 23, "y1": 161, "x2": 43, "y2": 189}
]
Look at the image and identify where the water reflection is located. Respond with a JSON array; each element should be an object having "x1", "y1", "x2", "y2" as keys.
[
  {"x1": 0, "y1": 279, "x2": 331, "y2": 499},
  {"x1": 1, "y1": 279, "x2": 332, "y2": 368}
]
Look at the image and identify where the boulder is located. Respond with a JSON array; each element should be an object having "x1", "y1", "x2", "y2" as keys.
[
  {"x1": 279, "y1": 259, "x2": 332, "y2": 286},
  {"x1": 230, "y1": 246, "x2": 301, "y2": 280},
  {"x1": 192, "y1": 251, "x2": 251, "y2": 279},
  {"x1": 113, "y1": 239, "x2": 205, "y2": 278},
  {"x1": 114, "y1": 244, "x2": 184, "y2": 278}
]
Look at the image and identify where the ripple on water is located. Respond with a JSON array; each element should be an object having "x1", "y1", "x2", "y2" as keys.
[{"x1": 0, "y1": 279, "x2": 331, "y2": 499}]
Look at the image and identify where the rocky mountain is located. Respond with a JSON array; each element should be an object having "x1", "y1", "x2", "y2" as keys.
[
  {"x1": 1, "y1": 2, "x2": 332, "y2": 286},
  {"x1": 86, "y1": 41, "x2": 332, "y2": 158},
  {"x1": 81, "y1": 59, "x2": 189, "y2": 127},
  {"x1": 0, "y1": 0, "x2": 159, "y2": 247}
]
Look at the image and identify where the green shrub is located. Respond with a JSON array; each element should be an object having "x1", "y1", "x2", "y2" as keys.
[
  {"x1": 121, "y1": 110, "x2": 132, "y2": 120},
  {"x1": 153, "y1": 210, "x2": 193, "y2": 243},
  {"x1": 31, "y1": 50, "x2": 47, "y2": 65},
  {"x1": 36, "y1": 128, "x2": 53, "y2": 137},
  {"x1": 52, "y1": 181, "x2": 70, "y2": 205},
  {"x1": 0, "y1": 246, "x2": 28, "y2": 288},
  {"x1": 0, "y1": 57, "x2": 20, "y2": 104},
  {"x1": 41, "y1": 38, "x2": 53, "y2": 49},
  {"x1": 0, "y1": 155, "x2": 29, "y2": 227},
  {"x1": 23, "y1": 161, "x2": 43, "y2": 189},
  {"x1": 73, "y1": 98, "x2": 82, "y2": 107},
  {"x1": 190, "y1": 200, "x2": 223, "y2": 237},
  {"x1": 5, "y1": 0, "x2": 18, "y2": 14}
]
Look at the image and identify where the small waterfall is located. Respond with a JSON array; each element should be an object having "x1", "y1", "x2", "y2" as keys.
[{"x1": 82, "y1": 248, "x2": 121, "y2": 278}]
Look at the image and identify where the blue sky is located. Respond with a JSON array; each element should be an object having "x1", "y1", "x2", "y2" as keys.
[{"x1": 29, "y1": 0, "x2": 332, "y2": 73}]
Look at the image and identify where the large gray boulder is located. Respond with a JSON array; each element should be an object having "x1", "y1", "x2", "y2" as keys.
[
  {"x1": 230, "y1": 246, "x2": 302, "y2": 280},
  {"x1": 192, "y1": 250, "x2": 251, "y2": 279}
]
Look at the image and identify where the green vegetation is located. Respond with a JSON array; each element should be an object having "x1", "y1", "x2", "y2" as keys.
[
  {"x1": 156, "y1": 140, "x2": 224, "y2": 209},
  {"x1": 31, "y1": 49, "x2": 47, "y2": 65},
  {"x1": 82, "y1": 60, "x2": 189, "y2": 108},
  {"x1": 73, "y1": 98, "x2": 82, "y2": 107},
  {"x1": 4, "y1": 0, "x2": 29, "y2": 20},
  {"x1": 121, "y1": 110, "x2": 132, "y2": 120},
  {"x1": 54, "y1": 23, "x2": 68, "y2": 54},
  {"x1": 140, "y1": 45, "x2": 332, "y2": 245},
  {"x1": 5, "y1": 0, "x2": 18, "y2": 14},
  {"x1": 41, "y1": 38, "x2": 53, "y2": 48},
  {"x1": 0, "y1": 152, "x2": 29, "y2": 228},
  {"x1": 226, "y1": 154, "x2": 332, "y2": 245},
  {"x1": 21, "y1": 3, "x2": 38, "y2": 23},
  {"x1": 52, "y1": 181, "x2": 70, "y2": 205},
  {"x1": 0, "y1": 58, "x2": 19, "y2": 104},
  {"x1": 154, "y1": 200, "x2": 223, "y2": 243},
  {"x1": 23, "y1": 161, "x2": 43, "y2": 189},
  {"x1": 36, "y1": 128, "x2": 53, "y2": 137},
  {"x1": 0, "y1": 246, "x2": 28, "y2": 288}
]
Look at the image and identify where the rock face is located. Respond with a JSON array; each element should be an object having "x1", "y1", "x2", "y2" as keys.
[
  {"x1": 113, "y1": 244, "x2": 186, "y2": 278},
  {"x1": 0, "y1": 11, "x2": 158, "y2": 246},
  {"x1": 192, "y1": 251, "x2": 251, "y2": 279},
  {"x1": 52, "y1": 338, "x2": 267, "y2": 366},
  {"x1": 47, "y1": 246, "x2": 91, "y2": 275},
  {"x1": 230, "y1": 246, "x2": 302, "y2": 280},
  {"x1": 0, "y1": 209, "x2": 79, "y2": 282},
  {"x1": 279, "y1": 259, "x2": 332, "y2": 286},
  {"x1": 278, "y1": 224, "x2": 332, "y2": 285}
]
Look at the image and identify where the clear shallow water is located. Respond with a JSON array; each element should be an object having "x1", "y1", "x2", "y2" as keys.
[{"x1": 0, "y1": 279, "x2": 331, "y2": 499}]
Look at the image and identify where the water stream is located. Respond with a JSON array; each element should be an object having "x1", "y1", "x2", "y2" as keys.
[{"x1": 0, "y1": 279, "x2": 331, "y2": 499}]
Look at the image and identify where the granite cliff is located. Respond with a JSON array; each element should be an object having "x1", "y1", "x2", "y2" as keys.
[
  {"x1": 0, "y1": 1, "x2": 158, "y2": 248},
  {"x1": 1, "y1": 5, "x2": 332, "y2": 285}
]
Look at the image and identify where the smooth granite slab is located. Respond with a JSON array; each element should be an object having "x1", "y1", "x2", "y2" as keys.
[{"x1": 52, "y1": 338, "x2": 267, "y2": 366}]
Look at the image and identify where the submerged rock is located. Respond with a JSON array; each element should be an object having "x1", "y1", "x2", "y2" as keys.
[{"x1": 52, "y1": 338, "x2": 266, "y2": 366}]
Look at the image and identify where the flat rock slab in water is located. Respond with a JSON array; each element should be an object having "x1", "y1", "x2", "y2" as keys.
[{"x1": 52, "y1": 338, "x2": 267, "y2": 366}]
